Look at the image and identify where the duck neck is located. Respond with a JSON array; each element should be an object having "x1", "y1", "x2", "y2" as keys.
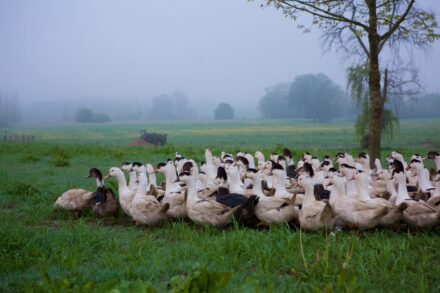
[
  {"x1": 434, "y1": 157, "x2": 440, "y2": 172},
  {"x1": 434, "y1": 180, "x2": 440, "y2": 197},
  {"x1": 165, "y1": 171, "x2": 181, "y2": 192},
  {"x1": 302, "y1": 183, "x2": 316, "y2": 206},
  {"x1": 247, "y1": 158, "x2": 256, "y2": 169},
  {"x1": 396, "y1": 176, "x2": 411, "y2": 205},
  {"x1": 345, "y1": 178, "x2": 357, "y2": 198},
  {"x1": 416, "y1": 166, "x2": 432, "y2": 192},
  {"x1": 115, "y1": 171, "x2": 129, "y2": 195},
  {"x1": 355, "y1": 178, "x2": 371, "y2": 201},
  {"x1": 135, "y1": 172, "x2": 149, "y2": 197},
  {"x1": 128, "y1": 171, "x2": 137, "y2": 189},
  {"x1": 185, "y1": 178, "x2": 199, "y2": 206},
  {"x1": 274, "y1": 172, "x2": 288, "y2": 196},
  {"x1": 334, "y1": 181, "x2": 346, "y2": 203},
  {"x1": 148, "y1": 172, "x2": 157, "y2": 187},
  {"x1": 95, "y1": 178, "x2": 104, "y2": 188},
  {"x1": 385, "y1": 179, "x2": 397, "y2": 197},
  {"x1": 204, "y1": 173, "x2": 215, "y2": 188},
  {"x1": 251, "y1": 173, "x2": 265, "y2": 198},
  {"x1": 229, "y1": 170, "x2": 244, "y2": 193},
  {"x1": 256, "y1": 157, "x2": 265, "y2": 166},
  {"x1": 361, "y1": 161, "x2": 370, "y2": 172}
]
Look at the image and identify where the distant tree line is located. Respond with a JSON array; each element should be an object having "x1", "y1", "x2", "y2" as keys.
[
  {"x1": 0, "y1": 92, "x2": 21, "y2": 127},
  {"x1": 258, "y1": 73, "x2": 440, "y2": 124},
  {"x1": 397, "y1": 93, "x2": 440, "y2": 119},
  {"x1": 258, "y1": 73, "x2": 354, "y2": 123}
]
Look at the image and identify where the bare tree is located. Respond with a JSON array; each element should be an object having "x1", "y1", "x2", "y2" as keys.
[{"x1": 260, "y1": 0, "x2": 439, "y2": 166}]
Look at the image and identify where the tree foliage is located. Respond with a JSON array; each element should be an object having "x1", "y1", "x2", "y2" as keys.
[
  {"x1": 259, "y1": 83, "x2": 291, "y2": 119},
  {"x1": 74, "y1": 108, "x2": 111, "y2": 123},
  {"x1": 288, "y1": 73, "x2": 343, "y2": 123},
  {"x1": 259, "y1": 74, "x2": 346, "y2": 122},
  {"x1": 148, "y1": 91, "x2": 196, "y2": 120},
  {"x1": 214, "y1": 103, "x2": 234, "y2": 120}
]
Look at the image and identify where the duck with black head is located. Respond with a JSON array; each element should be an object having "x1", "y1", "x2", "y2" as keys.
[
  {"x1": 424, "y1": 151, "x2": 440, "y2": 172},
  {"x1": 87, "y1": 167, "x2": 119, "y2": 218}
]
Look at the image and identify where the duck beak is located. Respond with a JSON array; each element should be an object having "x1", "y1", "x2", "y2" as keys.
[
  {"x1": 422, "y1": 156, "x2": 428, "y2": 161},
  {"x1": 172, "y1": 179, "x2": 180, "y2": 183},
  {"x1": 104, "y1": 174, "x2": 111, "y2": 180}
]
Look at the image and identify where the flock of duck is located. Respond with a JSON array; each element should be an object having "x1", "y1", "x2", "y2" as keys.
[{"x1": 54, "y1": 149, "x2": 440, "y2": 231}]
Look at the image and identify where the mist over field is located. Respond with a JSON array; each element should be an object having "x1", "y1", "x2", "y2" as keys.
[{"x1": 1, "y1": 0, "x2": 440, "y2": 123}]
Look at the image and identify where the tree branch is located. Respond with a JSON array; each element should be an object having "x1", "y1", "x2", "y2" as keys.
[{"x1": 379, "y1": 0, "x2": 415, "y2": 44}]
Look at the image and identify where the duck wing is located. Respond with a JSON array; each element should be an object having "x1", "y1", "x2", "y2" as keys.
[
  {"x1": 196, "y1": 198, "x2": 232, "y2": 215},
  {"x1": 216, "y1": 193, "x2": 248, "y2": 208}
]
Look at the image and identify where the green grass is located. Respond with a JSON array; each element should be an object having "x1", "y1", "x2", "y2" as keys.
[
  {"x1": 1, "y1": 119, "x2": 440, "y2": 292},
  {"x1": 3, "y1": 118, "x2": 440, "y2": 149}
]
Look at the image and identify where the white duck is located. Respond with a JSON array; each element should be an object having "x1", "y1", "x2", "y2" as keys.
[
  {"x1": 179, "y1": 172, "x2": 241, "y2": 227},
  {"x1": 130, "y1": 163, "x2": 169, "y2": 226},
  {"x1": 329, "y1": 175, "x2": 388, "y2": 230},
  {"x1": 394, "y1": 170, "x2": 440, "y2": 228},
  {"x1": 409, "y1": 160, "x2": 435, "y2": 193},
  {"x1": 297, "y1": 175, "x2": 334, "y2": 232},
  {"x1": 105, "y1": 167, "x2": 136, "y2": 216},
  {"x1": 272, "y1": 164, "x2": 295, "y2": 201},
  {"x1": 225, "y1": 164, "x2": 245, "y2": 195},
  {"x1": 354, "y1": 171, "x2": 405, "y2": 227},
  {"x1": 157, "y1": 161, "x2": 187, "y2": 219}
]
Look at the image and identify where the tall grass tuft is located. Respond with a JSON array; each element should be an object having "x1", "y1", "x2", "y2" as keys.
[
  {"x1": 51, "y1": 148, "x2": 70, "y2": 167},
  {"x1": 4, "y1": 181, "x2": 41, "y2": 197}
]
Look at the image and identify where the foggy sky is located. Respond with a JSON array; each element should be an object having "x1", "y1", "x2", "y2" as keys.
[{"x1": 1, "y1": 0, "x2": 440, "y2": 119}]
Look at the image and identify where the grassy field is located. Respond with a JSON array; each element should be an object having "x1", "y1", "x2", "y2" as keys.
[
  {"x1": 4, "y1": 118, "x2": 440, "y2": 149},
  {"x1": 1, "y1": 119, "x2": 440, "y2": 292}
]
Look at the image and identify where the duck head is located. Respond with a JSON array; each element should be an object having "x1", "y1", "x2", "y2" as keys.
[
  {"x1": 132, "y1": 162, "x2": 146, "y2": 173},
  {"x1": 146, "y1": 164, "x2": 155, "y2": 174},
  {"x1": 424, "y1": 151, "x2": 439, "y2": 160},
  {"x1": 87, "y1": 167, "x2": 103, "y2": 180},
  {"x1": 177, "y1": 171, "x2": 194, "y2": 184},
  {"x1": 121, "y1": 162, "x2": 133, "y2": 172},
  {"x1": 105, "y1": 167, "x2": 123, "y2": 179},
  {"x1": 244, "y1": 168, "x2": 258, "y2": 180},
  {"x1": 297, "y1": 174, "x2": 312, "y2": 188}
]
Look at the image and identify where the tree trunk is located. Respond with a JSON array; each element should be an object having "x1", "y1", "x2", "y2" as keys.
[{"x1": 366, "y1": 0, "x2": 382, "y2": 169}]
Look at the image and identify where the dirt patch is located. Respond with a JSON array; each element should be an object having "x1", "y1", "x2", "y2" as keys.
[{"x1": 128, "y1": 138, "x2": 155, "y2": 147}]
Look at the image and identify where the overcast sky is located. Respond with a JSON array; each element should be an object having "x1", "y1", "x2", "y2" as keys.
[{"x1": 1, "y1": 0, "x2": 439, "y2": 115}]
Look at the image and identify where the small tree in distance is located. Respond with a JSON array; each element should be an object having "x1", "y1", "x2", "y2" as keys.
[
  {"x1": 74, "y1": 108, "x2": 111, "y2": 123},
  {"x1": 214, "y1": 103, "x2": 234, "y2": 120}
]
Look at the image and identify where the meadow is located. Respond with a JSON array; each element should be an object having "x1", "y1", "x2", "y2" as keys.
[{"x1": 1, "y1": 119, "x2": 440, "y2": 292}]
